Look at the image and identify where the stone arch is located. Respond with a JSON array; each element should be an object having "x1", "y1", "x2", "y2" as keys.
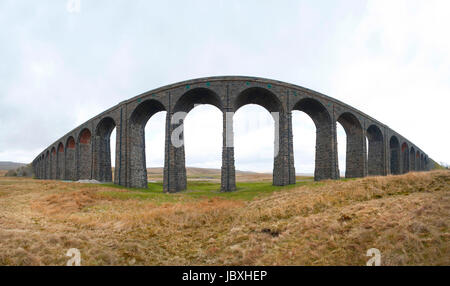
[
  {"x1": 78, "y1": 128, "x2": 92, "y2": 180},
  {"x1": 129, "y1": 99, "x2": 166, "y2": 188},
  {"x1": 337, "y1": 112, "x2": 366, "y2": 178},
  {"x1": 50, "y1": 147, "x2": 57, "y2": 179},
  {"x1": 94, "y1": 117, "x2": 117, "y2": 182},
  {"x1": 233, "y1": 87, "x2": 289, "y2": 186},
  {"x1": 65, "y1": 136, "x2": 76, "y2": 180},
  {"x1": 366, "y1": 124, "x2": 385, "y2": 176},
  {"x1": 401, "y1": 142, "x2": 409, "y2": 173},
  {"x1": 409, "y1": 146, "x2": 416, "y2": 171},
  {"x1": 174, "y1": 87, "x2": 223, "y2": 113},
  {"x1": 234, "y1": 87, "x2": 283, "y2": 113},
  {"x1": 390, "y1": 136, "x2": 400, "y2": 175},
  {"x1": 172, "y1": 88, "x2": 224, "y2": 190},
  {"x1": 292, "y1": 97, "x2": 336, "y2": 181},
  {"x1": 57, "y1": 142, "x2": 64, "y2": 180}
]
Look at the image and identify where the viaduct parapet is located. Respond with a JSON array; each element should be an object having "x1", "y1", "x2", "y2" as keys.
[{"x1": 31, "y1": 76, "x2": 433, "y2": 192}]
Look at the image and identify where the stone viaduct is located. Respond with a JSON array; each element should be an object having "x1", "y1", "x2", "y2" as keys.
[{"x1": 31, "y1": 76, "x2": 433, "y2": 192}]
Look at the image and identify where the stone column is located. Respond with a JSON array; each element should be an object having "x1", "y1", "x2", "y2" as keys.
[
  {"x1": 128, "y1": 121, "x2": 147, "y2": 188},
  {"x1": 57, "y1": 149, "x2": 65, "y2": 180},
  {"x1": 384, "y1": 129, "x2": 390, "y2": 175},
  {"x1": 78, "y1": 142, "x2": 92, "y2": 180},
  {"x1": 51, "y1": 151, "x2": 57, "y2": 179},
  {"x1": 221, "y1": 111, "x2": 236, "y2": 192},
  {"x1": 287, "y1": 111, "x2": 296, "y2": 184},
  {"x1": 273, "y1": 111, "x2": 296, "y2": 186},
  {"x1": 315, "y1": 118, "x2": 340, "y2": 180},
  {"x1": 163, "y1": 112, "x2": 187, "y2": 193},
  {"x1": 409, "y1": 151, "x2": 415, "y2": 172},
  {"x1": 115, "y1": 108, "x2": 127, "y2": 186},
  {"x1": 344, "y1": 127, "x2": 366, "y2": 178},
  {"x1": 93, "y1": 134, "x2": 113, "y2": 183},
  {"x1": 65, "y1": 147, "x2": 76, "y2": 181},
  {"x1": 367, "y1": 139, "x2": 385, "y2": 176}
]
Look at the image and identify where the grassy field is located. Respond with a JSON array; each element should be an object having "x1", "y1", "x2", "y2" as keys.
[{"x1": 0, "y1": 170, "x2": 448, "y2": 265}]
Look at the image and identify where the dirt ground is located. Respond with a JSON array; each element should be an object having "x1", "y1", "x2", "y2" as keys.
[{"x1": 0, "y1": 170, "x2": 448, "y2": 266}]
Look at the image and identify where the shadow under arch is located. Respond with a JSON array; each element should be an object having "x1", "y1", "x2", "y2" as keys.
[
  {"x1": 78, "y1": 128, "x2": 92, "y2": 180},
  {"x1": 409, "y1": 146, "x2": 416, "y2": 171},
  {"x1": 292, "y1": 97, "x2": 337, "y2": 181},
  {"x1": 420, "y1": 153, "x2": 424, "y2": 170},
  {"x1": 65, "y1": 136, "x2": 76, "y2": 180},
  {"x1": 415, "y1": 150, "x2": 420, "y2": 171},
  {"x1": 94, "y1": 117, "x2": 117, "y2": 182},
  {"x1": 50, "y1": 147, "x2": 57, "y2": 179},
  {"x1": 129, "y1": 99, "x2": 167, "y2": 188},
  {"x1": 390, "y1": 136, "x2": 400, "y2": 174},
  {"x1": 401, "y1": 142, "x2": 409, "y2": 174},
  {"x1": 366, "y1": 124, "x2": 385, "y2": 176},
  {"x1": 337, "y1": 112, "x2": 366, "y2": 178},
  {"x1": 56, "y1": 142, "x2": 64, "y2": 180}
]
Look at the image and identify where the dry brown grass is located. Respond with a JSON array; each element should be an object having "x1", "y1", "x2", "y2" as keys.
[{"x1": 0, "y1": 171, "x2": 448, "y2": 265}]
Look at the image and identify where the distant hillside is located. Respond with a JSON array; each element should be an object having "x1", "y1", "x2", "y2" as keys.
[{"x1": 0, "y1": 161, "x2": 26, "y2": 170}]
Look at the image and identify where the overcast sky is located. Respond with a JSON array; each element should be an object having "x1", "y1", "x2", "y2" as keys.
[{"x1": 0, "y1": 0, "x2": 449, "y2": 174}]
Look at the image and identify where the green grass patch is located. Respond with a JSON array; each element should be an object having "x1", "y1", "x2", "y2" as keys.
[{"x1": 97, "y1": 178, "x2": 319, "y2": 202}]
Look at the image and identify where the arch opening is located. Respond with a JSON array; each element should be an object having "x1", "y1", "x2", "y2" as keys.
[
  {"x1": 415, "y1": 151, "x2": 420, "y2": 171},
  {"x1": 366, "y1": 125, "x2": 385, "y2": 176},
  {"x1": 129, "y1": 99, "x2": 166, "y2": 188},
  {"x1": 65, "y1": 136, "x2": 76, "y2": 181},
  {"x1": 45, "y1": 151, "x2": 50, "y2": 179},
  {"x1": 95, "y1": 117, "x2": 117, "y2": 182},
  {"x1": 390, "y1": 136, "x2": 400, "y2": 174},
  {"x1": 292, "y1": 98, "x2": 334, "y2": 180},
  {"x1": 144, "y1": 111, "x2": 166, "y2": 182},
  {"x1": 51, "y1": 147, "x2": 57, "y2": 179},
  {"x1": 410, "y1": 147, "x2": 416, "y2": 172},
  {"x1": 234, "y1": 87, "x2": 287, "y2": 185},
  {"x1": 172, "y1": 88, "x2": 223, "y2": 190},
  {"x1": 184, "y1": 104, "x2": 222, "y2": 173},
  {"x1": 337, "y1": 112, "x2": 365, "y2": 178},
  {"x1": 57, "y1": 142, "x2": 64, "y2": 180},
  {"x1": 234, "y1": 104, "x2": 275, "y2": 175},
  {"x1": 78, "y1": 128, "x2": 92, "y2": 180},
  {"x1": 401, "y1": 142, "x2": 409, "y2": 173}
]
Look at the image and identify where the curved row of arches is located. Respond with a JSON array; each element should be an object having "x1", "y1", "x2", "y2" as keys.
[
  {"x1": 35, "y1": 128, "x2": 95, "y2": 181},
  {"x1": 389, "y1": 136, "x2": 428, "y2": 175},
  {"x1": 33, "y1": 83, "x2": 429, "y2": 192}
]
